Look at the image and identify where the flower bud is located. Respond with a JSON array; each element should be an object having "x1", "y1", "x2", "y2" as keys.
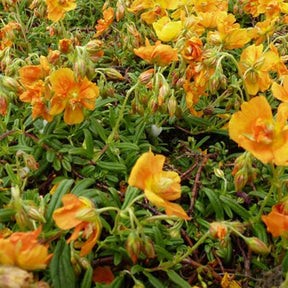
[
  {"x1": 209, "y1": 222, "x2": 228, "y2": 240},
  {"x1": 0, "y1": 266, "x2": 33, "y2": 288},
  {"x1": 47, "y1": 50, "x2": 60, "y2": 65},
  {"x1": 76, "y1": 207, "x2": 98, "y2": 222},
  {"x1": 74, "y1": 57, "x2": 87, "y2": 78},
  {"x1": 102, "y1": 68, "x2": 124, "y2": 80},
  {"x1": 245, "y1": 237, "x2": 270, "y2": 254},
  {"x1": 2, "y1": 76, "x2": 19, "y2": 92},
  {"x1": 86, "y1": 40, "x2": 103, "y2": 54},
  {"x1": 139, "y1": 69, "x2": 154, "y2": 84},
  {"x1": 234, "y1": 170, "x2": 248, "y2": 191},
  {"x1": 23, "y1": 154, "x2": 39, "y2": 171},
  {"x1": 142, "y1": 236, "x2": 156, "y2": 259},
  {"x1": 59, "y1": 38, "x2": 72, "y2": 54},
  {"x1": 0, "y1": 96, "x2": 8, "y2": 116},
  {"x1": 126, "y1": 231, "x2": 142, "y2": 264},
  {"x1": 167, "y1": 95, "x2": 177, "y2": 117},
  {"x1": 26, "y1": 206, "x2": 46, "y2": 223}
]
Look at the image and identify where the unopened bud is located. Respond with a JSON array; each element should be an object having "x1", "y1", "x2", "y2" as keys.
[
  {"x1": 126, "y1": 232, "x2": 142, "y2": 264},
  {"x1": 167, "y1": 95, "x2": 177, "y2": 117},
  {"x1": 214, "y1": 167, "x2": 225, "y2": 179},
  {"x1": 59, "y1": 38, "x2": 72, "y2": 54},
  {"x1": 245, "y1": 237, "x2": 270, "y2": 254},
  {"x1": 209, "y1": 222, "x2": 228, "y2": 240},
  {"x1": 26, "y1": 206, "x2": 46, "y2": 223},
  {"x1": 142, "y1": 236, "x2": 156, "y2": 259},
  {"x1": 116, "y1": 0, "x2": 125, "y2": 21},
  {"x1": 102, "y1": 68, "x2": 124, "y2": 80},
  {"x1": 0, "y1": 266, "x2": 33, "y2": 288},
  {"x1": 23, "y1": 154, "x2": 39, "y2": 171},
  {"x1": 0, "y1": 97, "x2": 8, "y2": 116},
  {"x1": 2, "y1": 76, "x2": 19, "y2": 92},
  {"x1": 234, "y1": 170, "x2": 248, "y2": 191},
  {"x1": 47, "y1": 50, "x2": 60, "y2": 65},
  {"x1": 139, "y1": 68, "x2": 154, "y2": 84},
  {"x1": 74, "y1": 57, "x2": 87, "y2": 78},
  {"x1": 76, "y1": 207, "x2": 98, "y2": 222},
  {"x1": 86, "y1": 40, "x2": 103, "y2": 54}
]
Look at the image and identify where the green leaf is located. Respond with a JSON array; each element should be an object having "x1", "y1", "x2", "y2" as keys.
[
  {"x1": 71, "y1": 178, "x2": 95, "y2": 195},
  {"x1": 121, "y1": 186, "x2": 140, "y2": 210},
  {"x1": 44, "y1": 179, "x2": 74, "y2": 230},
  {"x1": 46, "y1": 150, "x2": 56, "y2": 163},
  {"x1": 202, "y1": 188, "x2": 224, "y2": 220},
  {"x1": 220, "y1": 195, "x2": 250, "y2": 220},
  {"x1": 252, "y1": 223, "x2": 268, "y2": 245},
  {"x1": 84, "y1": 128, "x2": 94, "y2": 157},
  {"x1": 143, "y1": 272, "x2": 165, "y2": 288},
  {"x1": 80, "y1": 267, "x2": 93, "y2": 288},
  {"x1": 50, "y1": 239, "x2": 75, "y2": 288},
  {"x1": 5, "y1": 163, "x2": 19, "y2": 185},
  {"x1": 167, "y1": 270, "x2": 190, "y2": 288},
  {"x1": 96, "y1": 161, "x2": 126, "y2": 172}
]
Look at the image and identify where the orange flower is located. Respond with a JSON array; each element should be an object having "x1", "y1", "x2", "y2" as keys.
[
  {"x1": 49, "y1": 68, "x2": 99, "y2": 125},
  {"x1": 19, "y1": 56, "x2": 53, "y2": 122},
  {"x1": 46, "y1": 0, "x2": 77, "y2": 22},
  {"x1": 262, "y1": 201, "x2": 288, "y2": 237},
  {"x1": 229, "y1": 96, "x2": 288, "y2": 166},
  {"x1": 134, "y1": 39, "x2": 178, "y2": 67},
  {"x1": 53, "y1": 194, "x2": 101, "y2": 256},
  {"x1": 193, "y1": 0, "x2": 228, "y2": 12},
  {"x1": 0, "y1": 226, "x2": 53, "y2": 270},
  {"x1": 207, "y1": 13, "x2": 250, "y2": 50},
  {"x1": 128, "y1": 150, "x2": 190, "y2": 219},
  {"x1": 181, "y1": 37, "x2": 203, "y2": 62},
  {"x1": 95, "y1": 7, "x2": 114, "y2": 37},
  {"x1": 238, "y1": 44, "x2": 274, "y2": 95}
]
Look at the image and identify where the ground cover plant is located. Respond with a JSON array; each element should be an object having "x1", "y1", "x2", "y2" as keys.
[{"x1": 2, "y1": 0, "x2": 288, "y2": 287}]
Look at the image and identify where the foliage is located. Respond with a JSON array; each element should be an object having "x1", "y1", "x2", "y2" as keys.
[{"x1": 1, "y1": 0, "x2": 288, "y2": 287}]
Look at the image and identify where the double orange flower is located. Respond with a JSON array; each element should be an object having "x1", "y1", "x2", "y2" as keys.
[{"x1": 229, "y1": 96, "x2": 288, "y2": 166}]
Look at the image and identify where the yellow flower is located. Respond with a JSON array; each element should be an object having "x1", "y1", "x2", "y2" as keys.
[
  {"x1": 152, "y1": 16, "x2": 182, "y2": 42},
  {"x1": 49, "y1": 68, "x2": 99, "y2": 125},
  {"x1": 128, "y1": 150, "x2": 190, "y2": 219},
  {"x1": 229, "y1": 96, "x2": 288, "y2": 166},
  {"x1": 53, "y1": 194, "x2": 101, "y2": 256},
  {"x1": 0, "y1": 226, "x2": 53, "y2": 270},
  {"x1": 46, "y1": 0, "x2": 77, "y2": 22}
]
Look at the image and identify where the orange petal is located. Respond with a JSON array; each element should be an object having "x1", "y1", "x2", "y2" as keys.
[
  {"x1": 128, "y1": 150, "x2": 165, "y2": 190},
  {"x1": 63, "y1": 103, "x2": 84, "y2": 125},
  {"x1": 93, "y1": 266, "x2": 114, "y2": 284}
]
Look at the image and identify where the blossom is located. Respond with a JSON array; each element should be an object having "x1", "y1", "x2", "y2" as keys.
[
  {"x1": 19, "y1": 56, "x2": 52, "y2": 122},
  {"x1": 0, "y1": 226, "x2": 53, "y2": 270},
  {"x1": 95, "y1": 7, "x2": 114, "y2": 37},
  {"x1": 181, "y1": 37, "x2": 203, "y2": 62},
  {"x1": 134, "y1": 39, "x2": 178, "y2": 66},
  {"x1": 152, "y1": 16, "x2": 182, "y2": 42},
  {"x1": 49, "y1": 68, "x2": 99, "y2": 125},
  {"x1": 272, "y1": 75, "x2": 288, "y2": 102},
  {"x1": 262, "y1": 201, "x2": 288, "y2": 237},
  {"x1": 46, "y1": 0, "x2": 77, "y2": 22},
  {"x1": 128, "y1": 150, "x2": 190, "y2": 219},
  {"x1": 229, "y1": 96, "x2": 288, "y2": 166},
  {"x1": 207, "y1": 13, "x2": 250, "y2": 50},
  {"x1": 238, "y1": 44, "x2": 274, "y2": 95},
  {"x1": 53, "y1": 194, "x2": 101, "y2": 256}
]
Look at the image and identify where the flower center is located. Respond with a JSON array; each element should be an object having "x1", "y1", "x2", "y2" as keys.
[{"x1": 252, "y1": 118, "x2": 274, "y2": 144}]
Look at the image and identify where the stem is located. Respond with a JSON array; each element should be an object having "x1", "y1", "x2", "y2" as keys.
[
  {"x1": 145, "y1": 231, "x2": 210, "y2": 272},
  {"x1": 107, "y1": 82, "x2": 139, "y2": 143},
  {"x1": 256, "y1": 163, "x2": 280, "y2": 222},
  {"x1": 219, "y1": 52, "x2": 250, "y2": 102}
]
